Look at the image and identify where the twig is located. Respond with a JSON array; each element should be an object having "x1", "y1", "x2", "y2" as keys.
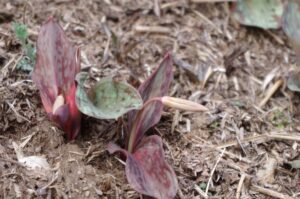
[
  {"x1": 1, "y1": 55, "x2": 16, "y2": 76},
  {"x1": 194, "y1": 184, "x2": 208, "y2": 199},
  {"x1": 269, "y1": 133, "x2": 300, "y2": 142},
  {"x1": 190, "y1": 0, "x2": 237, "y2": 3},
  {"x1": 114, "y1": 157, "x2": 126, "y2": 166},
  {"x1": 193, "y1": 10, "x2": 223, "y2": 34},
  {"x1": 235, "y1": 131, "x2": 248, "y2": 156},
  {"x1": 251, "y1": 184, "x2": 293, "y2": 199},
  {"x1": 216, "y1": 134, "x2": 265, "y2": 149},
  {"x1": 161, "y1": 1, "x2": 186, "y2": 9},
  {"x1": 236, "y1": 173, "x2": 246, "y2": 199},
  {"x1": 134, "y1": 25, "x2": 171, "y2": 34},
  {"x1": 5, "y1": 100, "x2": 30, "y2": 123},
  {"x1": 217, "y1": 132, "x2": 300, "y2": 149},
  {"x1": 264, "y1": 30, "x2": 284, "y2": 45},
  {"x1": 153, "y1": 0, "x2": 161, "y2": 17},
  {"x1": 39, "y1": 172, "x2": 59, "y2": 191},
  {"x1": 11, "y1": 55, "x2": 24, "y2": 71},
  {"x1": 205, "y1": 148, "x2": 225, "y2": 195},
  {"x1": 259, "y1": 79, "x2": 283, "y2": 107},
  {"x1": 216, "y1": 149, "x2": 252, "y2": 164}
]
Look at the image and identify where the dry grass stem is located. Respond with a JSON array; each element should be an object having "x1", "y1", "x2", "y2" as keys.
[
  {"x1": 205, "y1": 149, "x2": 225, "y2": 194},
  {"x1": 217, "y1": 133, "x2": 300, "y2": 149},
  {"x1": 134, "y1": 25, "x2": 171, "y2": 34},
  {"x1": 194, "y1": 184, "x2": 208, "y2": 199},
  {"x1": 191, "y1": 0, "x2": 237, "y2": 3},
  {"x1": 236, "y1": 173, "x2": 246, "y2": 199},
  {"x1": 250, "y1": 184, "x2": 293, "y2": 199},
  {"x1": 193, "y1": 10, "x2": 223, "y2": 34},
  {"x1": 259, "y1": 79, "x2": 284, "y2": 107}
]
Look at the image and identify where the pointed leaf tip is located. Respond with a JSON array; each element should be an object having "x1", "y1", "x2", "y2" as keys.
[
  {"x1": 138, "y1": 52, "x2": 173, "y2": 101},
  {"x1": 75, "y1": 72, "x2": 143, "y2": 119}
]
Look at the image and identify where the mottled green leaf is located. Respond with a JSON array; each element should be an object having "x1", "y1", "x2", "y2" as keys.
[
  {"x1": 283, "y1": 0, "x2": 300, "y2": 60},
  {"x1": 232, "y1": 0, "x2": 284, "y2": 29},
  {"x1": 289, "y1": 160, "x2": 300, "y2": 169},
  {"x1": 287, "y1": 71, "x2": 300, "y2": 92},
  {"x1": 13, "y1": 22, "x2": 28, "y2": 43},
  {"x1": 75, "y1": 72, "x2": 143, "y2": 119}
]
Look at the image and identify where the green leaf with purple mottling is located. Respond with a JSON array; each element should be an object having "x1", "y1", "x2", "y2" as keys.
[
  {"x1": 232, "y1": 0, "x2": 284, "y2": 29},
  {"x1": 75, "y1": 72, "x2": 143, "y2": 119},
  {"x1": 283, "y1": 0, "x2": 300, "y2": 62}
]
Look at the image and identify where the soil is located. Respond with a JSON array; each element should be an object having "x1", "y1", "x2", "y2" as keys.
[{"x1": 0, "y1": 0, "x2": 299, "y2": 199}]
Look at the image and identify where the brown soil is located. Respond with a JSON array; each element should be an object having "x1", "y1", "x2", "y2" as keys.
[{"x1": 0, "y1": 0, "x2": 299, "y2": 199}]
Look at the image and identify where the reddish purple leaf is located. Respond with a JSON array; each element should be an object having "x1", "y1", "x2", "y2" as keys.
[
  {"x1": 32, "y1": 17, "x2": 81, "y2": 139},
  {"x1": 127, "y1": 53, "x2": 173, "y2": 151},
  {"x1": 138, "y1": 53, "x2": 173, "y2": 102},
  {"x1": 127, "y1": 99, "x2": 163, "y2": 153},
  {"x1": 126, "y1": 135, "x2": 178, "y2": 199},
  {"x1": 107, "y1": 142, "x2": 128, "y2": 157}
]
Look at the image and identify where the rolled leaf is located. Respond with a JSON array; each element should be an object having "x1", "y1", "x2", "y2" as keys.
[
  {"x1": 161, "y1": 96, "x2": 208, "y2": 112},
  {"x1": 127, "y1": 53, "x2": 173, "y2": 150},
  {"x1": 127, "y1": 99, "x2": 163, "y2": 153},
  {"x1": 32, "y1": 17, "x2": 80, "y2": 113},
  {"x1": 232, "y1": 0, "x2": 284, "y2": 29},
  {"x1": 32, "y1": 17, "x2": 81, "y2": 140},
  {"x1": 126, "y1": 135, "x2": 178, "y2": 199},
  {"x1": 75, "y1": 72, "x2": 143, "y2": 120}
]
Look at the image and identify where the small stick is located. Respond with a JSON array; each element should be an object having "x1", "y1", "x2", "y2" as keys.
[
  {"x1": 216, "y1": 148, "x2": 252, "y2": 164},
  {"x1": 194, "y1": 184, "x2": 208, "y2": 199},
  {"x1": 161, "y1": 1, "x2": 186, "y2": 9},
  {"x1": 134, "y1": 25, "x2": 171, "y2": 34},
  {"x1": 5, "y1": 100, "x2": 30, "y2": 123},
  {"x1": 205, "y1": 149, "x2": 225, "y2": 195},
  {"x1": 193, "y1": 10, "x2": 223, "y2": 34},
  {"x1": 269, "y1": 133, "x2": 300, "y2": 142},
  {"x1": 202, "y1": 66, "x2": 213, "y2": 89},
  {"x1": 236, "y1": 135, "x2": 248, "y2": 156},
  {"x1": 236, "y1": 173, "x2": 246, "y2": 199},
  {"x1": 217, "y1": 133, "x2": 300, "y2": 149},
  {"x1": 259, "y1": 79, "x2": 283, "y2": 107},
  {"x1": 1, "y1": 55, "x2": 16, "y2": 76},
  {"x1": 264, "y1": 30, "x2": 284, "y2": 45},
  {"x1": 251, "y1": 184, "x2": 293, "y2": 199},
  {"x1": 114, "y1": 157, "x2": 126, "y2": 166},
  {"x1": 191, "y1": 0, "x2": 237, "y2": 3},
  {"x1": 216, "y1": 134, "x2": 265, "y2": 149},
  {"x1": 153, "y1": 0, "x2": 161, "y2": 17}
]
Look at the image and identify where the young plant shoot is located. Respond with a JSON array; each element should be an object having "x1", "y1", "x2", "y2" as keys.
[
  {"x1": 32, "y1": 17, "x2": 81, "y2": 140},
  {"x1": 108, "y1": 53, "x2": 208, "y2": 199}
]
